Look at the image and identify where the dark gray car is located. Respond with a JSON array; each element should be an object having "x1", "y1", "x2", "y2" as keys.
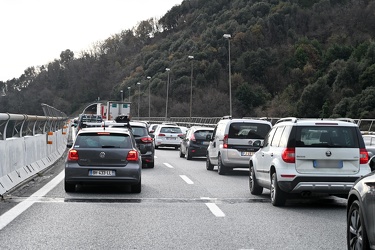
[{"x1": 65, "y1": 127, "x2": 142, "y2": 193}]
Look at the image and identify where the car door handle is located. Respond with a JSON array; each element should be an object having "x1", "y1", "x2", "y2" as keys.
[{"x1": 270, "y1": 153, "x2": 274, "y2": 157}]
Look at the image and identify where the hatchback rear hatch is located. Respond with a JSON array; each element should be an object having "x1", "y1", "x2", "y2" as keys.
[{"x1": 294, "y1": 125, "x2": 362, "y2": 175}]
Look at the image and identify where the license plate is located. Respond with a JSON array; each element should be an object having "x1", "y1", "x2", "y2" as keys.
[
  {"x1": 202, "y1": 141, "x2": 209, "y2": 145},
  {"x1": 241, "y1": 152, "x2": 254, "y2": 156},
  {"x1": 166, "y1": 137, "x2": 176, "y2": 140},
  {"x1": 313, "y1": 160, "x2": 343, "y2": 168},
  {"x1": 89, "y1": 170, "x2": 115, "y2": 176}
]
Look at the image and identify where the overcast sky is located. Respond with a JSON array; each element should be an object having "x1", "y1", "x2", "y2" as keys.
[{"x1": 0, "y1": 0, "x2": 183, "y2": 82}]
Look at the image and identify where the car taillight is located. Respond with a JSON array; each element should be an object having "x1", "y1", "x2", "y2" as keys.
[
  {"x1": 158, "y1": 133, "x2": 166, "y2": 137},
  {"x1": 190, "y1": 133, "x2": 196, "y2": 142},
  {"x1": 223, "y1": 134, "x2": 228, "y2": 148},
  {"x1": 68, "y1": 149, "x2": 79, "y2": 161},
  {"x1": 140, "y1": 136, "x2": 153, "y2": 143},
  {"x1": 360, "y1": 148, "x2": 369, "y2": 164},
  {"x1": 127, "y1": 150, "x2": 139, "y2": 161},
  {"x1": 282, "y1": 148, "x2": 295, "y2": 163}
]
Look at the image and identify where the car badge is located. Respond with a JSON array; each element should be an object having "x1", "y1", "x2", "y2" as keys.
[
  {"x1": 99, "y1": 152, "x2": 106, "y2": 158},
  {"x1": 248, "y1": 140, "x2": 253, "y2": 145},
  {"x1": 326, "y1": 151, "x2": 332, "y2": 157}
]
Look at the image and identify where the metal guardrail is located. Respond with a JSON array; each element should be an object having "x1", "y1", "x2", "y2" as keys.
[{"x1": 0, "y1": 103, "x2": 68, "y2": 140}]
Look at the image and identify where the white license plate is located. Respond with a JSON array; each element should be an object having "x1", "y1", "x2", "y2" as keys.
[
  {"x1": 202, "y1": 141, "x2": 209, "y2": 145},
  {"x1": 313, "y1": 160, "x2": 343, "y2": 168},
  {"x1": 89, "y1": 170, "x2": 115, "y2": 176},
  {"x1": 241, "y1": 152, "x2": 254, "y2": 156},
  {"x1": 166, "y1": 137, "x2": 176, "y2": 140}
]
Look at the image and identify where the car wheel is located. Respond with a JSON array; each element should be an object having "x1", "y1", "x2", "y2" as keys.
[
  {"x1": 186, "y1": 149, "x2": 192, "y2": 160},
  {"x1": 249, "y1": 165, "x2": 263, "y2": 195},
  {"x1": 131, "y1": 179, "x2": 142, "y2": 193},
  {"x1": 64, "y1": 181, "x2": 76, "y2": 192},
  {"x1": 347, "y1": 200, "x2": 369, "y2": 250},
  {"x1": 206, "y1": 153, "x2": 214, "y2": 170},
  {"x1": 179, "y1": 148, "x2": 185, "y2": 158},
  {"x1": 217, "y1": 155, "x2": 227, "y2": 175},
  {"x1": 270, "y1": 172, "x2": 286, "y2": 206},
  {"x1": 174, "y1": 146, "x2": 179, "y2": 150},
  {"x1": 147, "y1": 162, "x2": 154, "y2": 168}
]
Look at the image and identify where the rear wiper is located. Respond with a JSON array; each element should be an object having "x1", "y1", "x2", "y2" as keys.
[{"x1": 101, "y1": 145, "x2": 117, "y2": 148}]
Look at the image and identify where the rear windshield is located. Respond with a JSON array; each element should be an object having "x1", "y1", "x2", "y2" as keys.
[
  {"x1": 160, "y1": 127, "x2": 182, "y2": 133},
  {"x1": 131, "y1": 126, "x2": 148, "y2": 137},
  {"x1": 75, "y1": 133, "x2": 131, "y2": 148},
  {"x1": 194, "y1": 130, "x2": 213, "y2": 139},
  {"x1": 228, "y1": 123, "x2": 271, "y2": 139},
  {"x1": 295, "y1": 126, "x2": 359, "y2": 148}
]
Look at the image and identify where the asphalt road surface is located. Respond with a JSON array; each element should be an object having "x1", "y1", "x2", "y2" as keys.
[{"x1": 0, "y1": 147, "x2": 348, "y2": 250}]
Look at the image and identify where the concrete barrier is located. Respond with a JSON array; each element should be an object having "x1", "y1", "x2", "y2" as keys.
[{"x1": 0, "y1": 128, "x2": 68, "y2": 195}]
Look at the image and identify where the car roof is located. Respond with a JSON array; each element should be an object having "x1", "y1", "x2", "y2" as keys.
[
  {"x1": 78, "y1": 127, "x2": 131, "y2": 135},
  {"x1": 189, "y1": 126, "x2": 214, "y2": 130},
  {"x1": 274, "y1": 118, "x2": 359, "y2": 127},
  {"x1": 219, "y1": 118, "x2": 272, "y2": 126},
  {"x1": 129, "y1": 121, "x2": 147, "y2": 127}
]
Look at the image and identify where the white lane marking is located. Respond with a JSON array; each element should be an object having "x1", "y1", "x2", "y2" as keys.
[
  {"x1": 163, "y1": 163, "x2": 174, "y2": 168},
  {"x1": 0, "y1": 170, "x2": 65, "y2": 231},
  {"x1": 205, "y1": 203, "x2": 225, "y2": 217},
  {"x1": 179, "y1": 175, "x2": 194, "y2": 184}
]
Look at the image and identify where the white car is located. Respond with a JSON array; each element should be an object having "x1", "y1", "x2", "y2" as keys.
[
  {"x1": 153, "y1": 125, "x2": 183, "y2": 149},
  {"x1": 249, "y1": 117, "x2": 371, "y2": 206}
]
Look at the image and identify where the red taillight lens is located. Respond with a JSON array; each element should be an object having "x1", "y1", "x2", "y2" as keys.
[
  {"x1": 190, "y1": 133, "x2": 196, "y2": 142},
  {"x1": 140, "y1": 136, "x2": 153, "y2": 143},
  {"x1": 68, "y1": 149, "x2": 79, "y2": 161},
  {"x1": 127, "y1": 150, "x2": 139, "y2": 161},
  {"x1": 223, "y1": 134, "x2": 228, "y2": 148},
  {"x1": 360, "y1": 148, "x2": 369, "y2": 164},
  {"x1": 158, "y1": 133, "x2": 166, "y2": 137},
  {"x1": 282, "y1": 148, "x2": 295, "y2": 163}
]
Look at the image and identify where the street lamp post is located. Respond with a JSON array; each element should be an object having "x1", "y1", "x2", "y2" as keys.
[
  {"x1": 137, "y1": 82, "x2": 141, "y2": 119},
  {"x1": 188, "y1": 56, "x2": 194, "y2": 120},
  {"x1": 147, "y1": 76, "x2": 151, "y2": 120},
  {"x1": 127, "y1": 87, "x2": 131, "y2": 102},
  {"x1": 223, "y1": 33, "x2": 232, "y2": 117},
  {"x1": 165, "y1": 68, "x2": 170, "y2": 120},
  {"x1": 120, "y1": 90, "x2": 124, "y2": 102}
]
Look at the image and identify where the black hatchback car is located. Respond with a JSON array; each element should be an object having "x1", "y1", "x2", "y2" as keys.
[
  {"x1": 347, "y1": 171, "x2": 375, "y2": 249},
  {"x1": 179, "y1": 126, "x2": 214, "y2": 160},
  {"x1": 65, "y1": 127, "x2": 142, "y2": 193},
  {"x1": 109, "y1": 121, "x2": 155, "y2": 168}
]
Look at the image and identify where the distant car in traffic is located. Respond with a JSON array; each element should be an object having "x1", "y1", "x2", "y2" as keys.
[
  {"x1": 347, "y1": 171, "x2": 375, "y2": 249},
  {"x1": 153, "y1": 124, "x2": 183, "y2": 149},
  {"x1": 179, "y1": 126, "x2": 214, "y2": 160},
  {"x1": 64, "y1": 127, "x2": 142, "y2": 193}
]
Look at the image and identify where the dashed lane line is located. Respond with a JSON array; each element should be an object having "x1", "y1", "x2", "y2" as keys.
[{"x1": 179, "y1": 175, "x2": 194, "y2": 184}]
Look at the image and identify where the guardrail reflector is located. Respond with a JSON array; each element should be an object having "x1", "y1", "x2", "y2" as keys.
[
  {"x1": 47, "y1": 131, "x2": 53, "y2": 135},
  {"x1": 47, "y1": 140, "x2": 53, "y2": 144}
]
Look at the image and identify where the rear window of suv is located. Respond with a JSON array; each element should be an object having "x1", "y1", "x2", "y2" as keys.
[
  {"x1": 294, "y1": 126, "x2": 359, "y2": 148},
  {"x1": 194, "y1": 130, "x2": 213, "y2": 139},
  {"x1": 160, "y1": 127, "x2": 182, "y2": 133},
  {"x1": 228, "y1": 123, "x2": 271, "y2": 139},
  {"x1": 75, "y1": 133, "x2": 131, "y2": 148}
]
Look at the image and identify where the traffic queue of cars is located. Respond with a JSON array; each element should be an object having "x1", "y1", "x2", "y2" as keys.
[{"x1": 66, "y1": 115, "x2": 375, "y2": 249}]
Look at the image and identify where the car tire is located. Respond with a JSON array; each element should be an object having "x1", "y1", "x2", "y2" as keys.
[
  {"x1": 206, "y1": 153, "x2": 214, "y2": 170},
  {"x1": 270, "y1": 172, "x2": 286, "y2": 206},
  {"x1": 175, "y1": 146, "x2": 179, "y2": 150},
  {"x1": 347, "y1": 200, "x2": 369, "y2": 250},
  {"x1": 217, "y1": 155, "x2": 227, "y2": 175},
  {"x1": 155, "y1": 145, "x2": 159, "y2": 149},
  {"x1": 64, "y1": 181, "x2": 76, "y2": 192},
  {"x1": 249, "y1": 165, "x2": 263, "y2": 195},
  {"x1": 147, "y1": 162, "x2": 154, "y2": 168},
  {"x1": 186, "y1": 149, "x2": 192, "y2": 160},
  {"x1": 179, "y1": 148, "x2": 185, "y2": 158},
  {"x1": 131, "y1": 179, "x2": 142, "y2": 193}
]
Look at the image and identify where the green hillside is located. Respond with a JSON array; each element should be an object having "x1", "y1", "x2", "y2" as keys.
[{"x1": 1, "y1": 0, "x2": 375, "y2": 118}]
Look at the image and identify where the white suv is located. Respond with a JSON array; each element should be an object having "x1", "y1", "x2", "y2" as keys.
[
  {"x1": 206, "y1": 117, "x2": 272, "y2": 175},
  {"x1": 249, "y1": 117, "x2": 371, "y2": 206}
]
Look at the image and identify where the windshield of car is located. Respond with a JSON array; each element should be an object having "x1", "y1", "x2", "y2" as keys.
[
  {"x1": 228, "y1": 123, "x2": 271, "y2": 139},
  {"x1": 296, "y1": 126, "x2": 359, "y2": 148},
  {"x1": 75, "y1": 133, "x2": 131, "y2": 148},
  {"x1": 160, "y1": 127, "x2": 182, "y2": 133}
]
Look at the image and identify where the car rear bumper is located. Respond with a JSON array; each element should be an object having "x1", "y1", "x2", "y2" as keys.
[{"x1": 65, "y1": 163, "x2": 141, "y2": 185}]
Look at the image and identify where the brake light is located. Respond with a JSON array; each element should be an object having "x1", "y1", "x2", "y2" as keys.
[
  {"x1": 223, "y1": 134, "x2": 228, "y2": 148},
  {"x1": 140, "y1": 136, "x2": 153, "y2": 143},
  {"x1": 190, "y1": 133, "x2": 196, "y2": 142},
  {"x1": 360, "y1": 148, "x2": 369, "y2": 164},
  {"x1": 68, "y1": 149, "x2": 79, "y2": 161},
  {"x1": 282, "y1": 148, "x2": 295, "y2": 163},
  {"x1": 126, "y1": 150, "x2": 139, "y2": 161},
  {"x1": 158, "y1": 133, "x2": 166, "y2": 137}
]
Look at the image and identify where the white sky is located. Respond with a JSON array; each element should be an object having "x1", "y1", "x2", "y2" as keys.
[{"x1": 0, "y1": 0, "x2": 183, "y2": 82}]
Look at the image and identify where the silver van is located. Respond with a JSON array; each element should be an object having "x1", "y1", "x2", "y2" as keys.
[{"x1": 206, "y1": 117, "x2": 272, "y2": 175}]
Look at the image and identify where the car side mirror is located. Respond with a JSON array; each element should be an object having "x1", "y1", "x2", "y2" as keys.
[
  {"x1": 369, "y1": 156, "x2": 375, "y2": 172},
  {"x1": 206, "y1": 134, "x2": 212, "y2": 141},
  {"x1": 67, "y1": 142, "x2": 73, "y2": 148},
  {"x1": 253, "y1": 140, "x2": 263, "y2": 148}
]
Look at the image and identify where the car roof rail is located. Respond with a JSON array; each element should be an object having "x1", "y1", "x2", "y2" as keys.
[
  {"x1": 221, "y1": 115, "x2": 232, "y2": 120},
  {"x1": 275, "y1": 117, "x2": 298, "y2": 124}
]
